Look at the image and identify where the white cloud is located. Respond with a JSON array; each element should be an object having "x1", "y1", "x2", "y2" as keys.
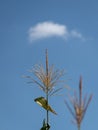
[
  {"x1": 28, "y1": 21, "x2": 85, "y2": 42},
  {"x1": 70, "y1": 30, "x2": 85, "y2": 41}
]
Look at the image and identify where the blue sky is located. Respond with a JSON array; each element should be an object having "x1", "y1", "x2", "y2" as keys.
[{"x1": 0, "y1": 0, "x2": 98, "y2": 130}]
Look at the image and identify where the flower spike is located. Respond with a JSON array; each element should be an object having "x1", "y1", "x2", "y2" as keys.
[{"x1": 65, "y1": 76, "x2": 92, "y2": 130}]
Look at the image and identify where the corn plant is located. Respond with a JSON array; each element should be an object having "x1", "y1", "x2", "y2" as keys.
[
  {"x1": 64, "y1": 76, "x2": 92, "y2": 130},
  {"x1": 25, "y1": 49, "x2": 64, "y2": 130}
]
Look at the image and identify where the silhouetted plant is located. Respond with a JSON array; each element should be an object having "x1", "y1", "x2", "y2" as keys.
[
  {"x1": 40, "y1": 119, "x2": 50, "y2": 130},
  {"x1": 64, "y1": 76, "x2": 92, "y2": 130}
]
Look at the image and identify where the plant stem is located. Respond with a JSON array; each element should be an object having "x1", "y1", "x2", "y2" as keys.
[
  {"x1": 46, "y1": 49, "x2": 49, "y2": 130},
  {"x1": 78, "y1": 124, "x2": 81, "y2": 130},
  {"x1": 46, "y1": 93, "x2": 49, "y2": 129}
]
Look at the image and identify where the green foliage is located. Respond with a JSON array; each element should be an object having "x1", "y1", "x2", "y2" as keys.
[{"x1": 40, "y1": 119, "x2": 50, "y2": 130}]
